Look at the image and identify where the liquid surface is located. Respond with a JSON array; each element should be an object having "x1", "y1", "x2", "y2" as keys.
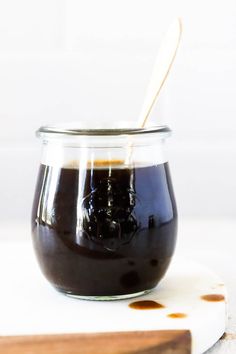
[
  {"x1": 129, "y1": 300, "x2": 165, "y2": 310},
  {"x1": 31, "y1": 162, "x2": 177, "y2": 296},
  {"x1": 201, "y1": 294, "x2": 225, "y2": 302}
]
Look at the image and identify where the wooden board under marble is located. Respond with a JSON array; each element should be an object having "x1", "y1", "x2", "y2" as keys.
[{"x1": 0, "y1": 330, "x2": 191, "y2": 354}]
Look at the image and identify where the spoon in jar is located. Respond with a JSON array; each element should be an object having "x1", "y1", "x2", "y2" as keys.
[
  {"x1": 137, "y1": 17, "x2": 182, "y2": 128},
  {"x1": 125, "y1": 18, "x2": 182, "y2": 164}
]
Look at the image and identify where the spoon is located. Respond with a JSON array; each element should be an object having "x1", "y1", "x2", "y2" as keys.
[
  {"x1": 125, "y1": 18, "x2": 182, "y2": 164},
  {"x1": 138, "y1": 17, "x2": 182, "y2": 128}
]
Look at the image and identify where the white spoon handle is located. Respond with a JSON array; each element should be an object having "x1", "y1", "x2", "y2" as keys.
[{"x1": 138, "y1": 18, "x2": 182, "y2": 127}]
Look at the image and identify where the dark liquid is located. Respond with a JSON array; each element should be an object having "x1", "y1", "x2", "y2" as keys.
[{"x1": 31, "y1": 162, "x2": 177, "y2": 296}]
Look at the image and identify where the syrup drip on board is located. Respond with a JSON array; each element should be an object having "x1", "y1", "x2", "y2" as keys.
[
  {"x1": 201, "y1": 294, "x2": 225, "y2": 302},
  {"x1": 129, "y1": 300, "x2": 165, "y2": 310},
  {"x1": 167, "y1": 313, "x2": 187, "y2": 319}
]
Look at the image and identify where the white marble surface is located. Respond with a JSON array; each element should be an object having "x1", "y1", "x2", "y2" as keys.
[
  {"x1": 177, "y1": 219, "x2": 236, "y2": 353},
  {"x1": 0, "y1": 219, "x2": 235, "y2": 353}
]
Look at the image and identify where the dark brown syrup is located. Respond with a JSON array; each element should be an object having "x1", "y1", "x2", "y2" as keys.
[
  {"x1": 167, "y1": 313, "x2": 187, "y2": 319},
  {"x1": 201, "y1": 294, "x2": 225, "y2": 302},
  {"x1": 129, "y1": 300, "x2": 165, "y2": 310},
  {"x1": 31, "y1": 161, "x2": 177, "y2": 296}
]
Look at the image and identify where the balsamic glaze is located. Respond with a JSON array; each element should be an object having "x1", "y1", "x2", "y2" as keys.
[{"x1": 31, "y1": 162, "x2": 177, "y2": 296}]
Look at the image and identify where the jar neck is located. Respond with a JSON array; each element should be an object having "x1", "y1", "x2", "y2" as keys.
[
  {"x1": 40, "y1": 137, "x2": 168, "y2": 168},
  {"x1": 40, "y1": 130, "x2": 170, "y2": 147}
]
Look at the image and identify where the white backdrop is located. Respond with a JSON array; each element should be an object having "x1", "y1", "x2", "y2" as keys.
[{"x1": 0, "y1": 0, "x2": 236, "y2": 222}]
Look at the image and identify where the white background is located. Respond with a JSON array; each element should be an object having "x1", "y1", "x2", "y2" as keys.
[{"x1": 0, "y1": 0, "x2": 236, "y2": 223}]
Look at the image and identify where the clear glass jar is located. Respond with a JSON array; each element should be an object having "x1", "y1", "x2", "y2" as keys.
[{"x1": 31, "y1": 124, "x2": 177, "y2": 300}]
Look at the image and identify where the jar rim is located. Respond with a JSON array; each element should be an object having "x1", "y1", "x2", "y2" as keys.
[{"x1": 37, "y1": 124, "x2": 171, "y2": 137}]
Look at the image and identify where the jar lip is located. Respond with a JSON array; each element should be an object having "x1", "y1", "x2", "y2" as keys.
[{"x1": 37, "y1": 124, "x2": 171, "y2": 137}]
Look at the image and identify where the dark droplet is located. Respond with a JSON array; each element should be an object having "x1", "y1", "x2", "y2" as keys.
[{"x1": 129, "y1": 300, "x2": 165, "y2": 310}]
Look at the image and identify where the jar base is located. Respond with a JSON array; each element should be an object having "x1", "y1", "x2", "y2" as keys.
[{"x1": 56, "y1": 288, "x2": 152, "y2": 301}]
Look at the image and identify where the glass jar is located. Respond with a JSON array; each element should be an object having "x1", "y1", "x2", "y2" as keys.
[{"x1": 31, "y1": 124, "x2": 177, "y2": 300}]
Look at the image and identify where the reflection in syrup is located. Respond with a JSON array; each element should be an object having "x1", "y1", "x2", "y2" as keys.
[
  {"x1": 201, "y1": 294, "x2": 225, "y2": 302},
  {"x1": 79, "y1": 165, "x2": 138, "y2": 251},
  {"x1": 129, "y1": 300, "x2": 165, "y2": 310},
  {"x1": 168, "y1": 313, "x2": 187, "y2": 319}
]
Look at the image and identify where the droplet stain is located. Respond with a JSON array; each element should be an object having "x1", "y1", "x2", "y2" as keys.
[
  {"x1": 129, "y1": 300, "x2": 165, "y2": 310},
  {"x1": 168, "y1": 313, "x2": 187, "y2": 319},
  {"x1": 201, "y1": 294, "x2": 225, "y2": 302}
]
